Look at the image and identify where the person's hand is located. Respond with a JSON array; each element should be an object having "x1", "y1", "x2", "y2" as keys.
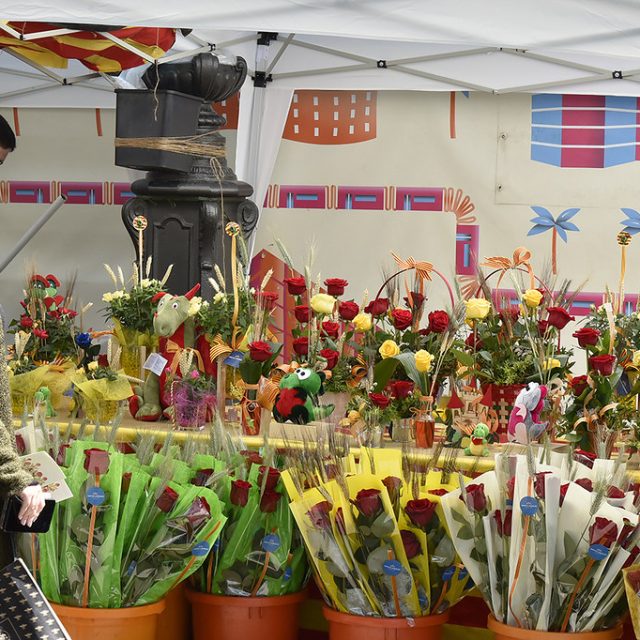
[{"x1": 18, "y1": 485, "x2": 45, "y2": 527}]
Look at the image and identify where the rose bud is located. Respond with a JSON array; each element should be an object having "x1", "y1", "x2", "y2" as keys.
[
  {"x1": 576, "y1": 478, "x2": 593, "y2": 492},
  {"x1": 494, "y1": 509, "x2": 513, "y2": 537},
  {"x1": 546, "y1": 307, "x2": 574, "y2": 330},
  {"x1": 369, "y1": 392, "x2": 391, "y2": 409},
  {"x1": 538, "y1": 319, "x2": 550, "y2": 335},
  {"x1": 428, "y1": 310, "x2": 450, "y2": 333},
  {"x1": 572, "y1": 327, "x2": 600, "y2": 348},
  {"x1": 294, "y1": 305, "x2": 310, "y2": 323},
  {"x1": 405, "y1": 291, "x2": 425, "y2": 310},
  {"x1": 391, "y1": 308, "x2": 413, "y2": 330},
  {"x1": 156, "y1": 486, "x2": 180, "y2": 513},
  {"x1": 284, "y1": 277, "x2": 306, "y2": 295},
  {"x1": 534, "y1": 472, "x2": 551, "y2": 500},
  {"x1": 364, "y1": 297, "x2": 389, "y2": 317},
  {"x1": 570, "y1": 375, "x2": 589, "y2": 397},
  {"x1": 589, "y1": 516, "x2": 618, "y2": 548},
  {"x1": 230, "y1": 479, "x2": 252, "y2": 507},
  {"x1": 429, "y1": 489, "x2": 448, "y2": 497},
  {"x1": 322, "y1": 321, "x2": 341, "y2": 339},
  {"x1": 338, "y1": 300, "x2": 359, "y2": 321},
  {"x1": 319, "y1": 348, "x2": 340, "y2": 370},
  {"x1": 248, "y1": 341, "x2": 273, "y2": 363},
  {"x1": 240, "y1": 449, "x2": 263, "y2": 467},
  {"x1": 193, "y1": 468, "x2": 214, "y2": 486},
  {"x1": 258, "y1": 465, "x2": 281, "y2": 490},
  {"x1": 460, "y1": 483, "x2": 487, "y2": 513},
  {"x1": 388, "y1": 380, "x2": 414, "y2": 400},
  {"x1": 259, "y1": 488, "x2": 282, "y2": 513},
  {"x1": 589, "y1": 354, "x2": 617, "y2": 376},
  {"x1": 292, "y1": 337, "x2": 309, "y2": 356},
  {"x1": 186, "y1": 496, "x2": 211, "y2": 529},
  {"x1": 382, "y1": 476, "x2": 402, "y2": 505},
  {"x1": 83, "y1": 448, "x2": 110, "y2": 475},
  {"x1": 405, "y1": 498, "x2": 437, "y2": 530},
  {"x1": 607, "y1": 486, "x2": 625, "y2": 500},
  {"x1": 354, "y1": 488, "x2": 383, "y2": 518},
  {"x1": 324, "y1": 278, "x2": 348, "y2": 297},
  {"x1": 401, "y1": 529, "x2": 422, "y2": 559},
  {"x1": 560, "y1": 483, "x2": 570, "y2": 506},
  {"x1": 307, "y1": 501, "x2": 332, "y2": 530}
]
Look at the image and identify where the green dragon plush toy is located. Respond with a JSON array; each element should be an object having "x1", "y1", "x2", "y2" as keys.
[
  {"x1": 465, "y1": 422, "x2": 490, "y2": 456},
  {"x1": 272, "y1": 367, "x2": 335, "y2": 424}
]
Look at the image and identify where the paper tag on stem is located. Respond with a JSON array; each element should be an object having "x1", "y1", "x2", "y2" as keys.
[{"x1": 143, "y1": 353, "x2": 168, "y2": 376}]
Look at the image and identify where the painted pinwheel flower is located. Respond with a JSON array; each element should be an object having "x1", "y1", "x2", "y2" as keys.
[
  {"x1": 620, "y1": 208, "x2": 640, "y2": 236},
  {"x1": 527, "y1": 207, "x2": 580, "y2": 274}
]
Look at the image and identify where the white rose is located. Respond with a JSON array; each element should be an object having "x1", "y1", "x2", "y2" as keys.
[
  {"x1": 111, "y1": 290, "x2": 125, "y2": 300},
  {"x1": 102, "y1": 292, "x2": 113, "y2": 303},
  {"x1": 140, "y1": 279, "x2": 152, "y2": 288},
  {"x1": 213, "y1": 292, "x2": 226, "y2": 303},
  {"x1": 188, "y1": 297, "x2": 203, "y2": 316}
]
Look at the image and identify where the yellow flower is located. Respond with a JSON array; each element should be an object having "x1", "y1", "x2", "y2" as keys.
[
  {"x1": 188, "y1": 297, "x2": 203, "y2": 316},
  {"x1": 522, "y1": 289, "x2": 543, "y2": 308},
  {"x1": 139, "y1": 278, "x2": 152, "y2": 288},
  {"x1": 310, "y1": 293, "x2": 336, "y2": 315},
  {"x1": 543, "y1": 357, "x2": 561, "y2": 371},
  {"x1": 88, "y1": 361, "x2": 99, "y2": 371},
  {"x1": 102, "y1": 292, "x2": 114, "y2": 303},
  {"x1": 347, "y1": 410, "x2": 361, "y2": 422},
  {"x1": 415, "y1": 350, "x2": 435, "y2": 373},
  {"x1": 465, "y1": 298, "x2": 491, "y2": 320},
  {"x1": 112, "y1": 290, "x2": 125, "y2": 300},
  {"x1": 633, "y1": 350, "x2": 640, "y2": 367},
  {"x1": 379, "y1": 340, "x2": 400, "y2": 359},
  {"x1": 213, "y1": 292, "x2": 226, "y2": 303},
  {"x1": 353, "y1": 313, "x2": 373, "y2": 332}
]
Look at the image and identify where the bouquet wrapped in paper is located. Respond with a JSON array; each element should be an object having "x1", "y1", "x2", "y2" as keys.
[
  {"x1": 284, "y1": 441, "x2": 472, "y2": 618},
  {"x1": 38, "y1": 438, "x2": 226, "y2": 608},
  {"x1": 440, "y1": 448, "x2": 640, "y2": 632}
]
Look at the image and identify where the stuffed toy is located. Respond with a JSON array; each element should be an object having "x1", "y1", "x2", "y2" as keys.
[
  {"x1": 465, "y1": 422, "x2": 490, "y2": 456},
  {"x1": 507, "y1": 382, "x2": 548, "y2": 444},
  {"x1": 273, "y1": 367, "x2": 335, "y2": 424}
]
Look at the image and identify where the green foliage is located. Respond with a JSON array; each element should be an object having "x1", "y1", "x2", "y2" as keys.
[{"x1": 103, "y1": 279, "x2": 167, "y2": 334}]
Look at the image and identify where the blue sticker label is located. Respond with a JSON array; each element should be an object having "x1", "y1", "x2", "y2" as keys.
[
  {"x1": 588, "y1": 544, "x2": 610, "y2": 561},
  {"x1": 283, "y1": 566, "x2": 292, "y2": 582},
  {"x1": 213, "y1": 538, "x2": 221, "y2": 551},
  {"x1": 127, "y1": 561, "x2": 136, "y2": 577},
  {"x1": 459, "y1": 567, "x2": 469, "y2": 580},
  {"x1": 262, "y1": 534, "x2": 281, "y2": 553},
  {"x1": 506, "y1": 499, "x2": 513, "y2": 507},
  {"x1": 192, "y1": 541, "x2": 210, "y2": 557},
  {"x1": 382, "y1": 559, "x2": 403, "y2": 576},
  {"x1": 418, "y1": 591, "x2": 428, "y2": 608},
  {"x1": 466, "y1": 577, "x2": 475, "y2": 588},
  {"x1": 520, "y1": 496, "x2": 539, "y2": 516},
  {"x1": 86, "y1": 487, "x2": 105, "y2": 506},
  {"x1": 224, "y1": 351, "x2": 245, "y2": 368},
  {"x1": 442, "y1": 566, "x2": 456, "y2": 581}
]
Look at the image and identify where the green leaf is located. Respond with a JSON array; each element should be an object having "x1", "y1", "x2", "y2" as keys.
[
  {"x1": 457, "y1": 526, "x2": 474, "y2": 540},
  {"x1": 451, "y1": 509, "x2": 469, "y2": 526},
  {"x1": 452, "y1": 349, "x2": 475, "y2": 368},
  {"x1": 372, "y1": 357, "x2": 400, "y2": 392}
]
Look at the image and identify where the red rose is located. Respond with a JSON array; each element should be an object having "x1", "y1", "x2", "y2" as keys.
[
  {"x1": 193, "y1": 468, "x2": 214, "y2": 486},
  {"x1": 538, "y1": 320, "x2": 550, "y2": 335},
  {"x1": 534, "y1": 472, "x2": 551, "y2": 500},
  {"x1": 405, "y1": 291, "x2": 425, "y2": 310},
  {"x1": 461, "y1": 483, "x2": 487, "y2": 513},
  {"x1": 19, "y1": 315, "x2": 33, "y2": 329},
  {"x1": 465, "y1": 332, "x2": 483, "y2": 349},
  {"x1": 307, "y1": 501, "x2": 332, "y2": 530},
  {"x1": 429, "y1": 489, "x2": 448, "y2": 497},
  {"x1": 284, "y1": 277, "x2": 306, "y2": 295},
  {"x1": 624, "y1": 546, "x2": 640, "y2": 569},
  {"x1": 574, "y1": 449, "x2": 597, "y2": 468},
  {"x1": 256, "y1": 290, "x2": 279, "y2": 311},
  {"x1": 259, "y1": 488, "x2": 282, "y2": 513},
  {"x1": 405, "y1": 498, "x2": 437, "y2": 530},
  {"x1": 607, "y1": 486, "x2": 625, "y2": 499},
  {"x1": 240, "y1": 450, "x2": 263, "y2": 467},
  {"x1": 546, "y1": 307, "x2": 574, "y2": 330},
  {"x1": 230, "y1": 479, "x2": 252, "y2": 506},
  {"x1": 338, "y1": 300, "x2": 359, "y2": 321},
  {"x1": 56, "y1": 443, "x2": 70, "y2": 466},
  {"x1": 294, "y1": 305, "x2": 310, "y2": 323},
  {"x1": 320, "y1": 348, "x2": 340, "y2": 370},
  {"x1": 186, "y1": 496, "x2": 211, "y2": 529},
  {"x1": 34, "y1": 328, "x2": 48, "y2": 339},
  {"x1": 249, "y1": 340, "x2": 273, "y2": 363},
  {"x1": 325, "y1": 463, "x2": 339, "y2": 479},
  {"x1": 494, "y1": 509, "x2": 512, "y2": 537},
  {"x1": 401, "y1": 529, "x2": 422, "y2": 559},
  {"x1": 388, "y1": 380, "x2": 414, "y2": 400},
  {"x1": 382, "y1": 476, "x2": 402, "y2": 504},
  {"x1": 499, "y1": 308, "x2": 520, "y2": 325},
  {"x1": 325, "y1": 278, "x2": 348, "y2": 297},
  {"x1": 83, "y1": 448, "x2": 110, "y2": 475},
  {"x1": 391, "y1": 308, "x2": 413, "y2": 330},
  {"x1": 293, "y1": 337, "x2": 309, "y2": 356},
  {"x1": 589, "y1": 354, "x2": 617, "y2": 376},
  {"x1": 354, "y1": 488, "x2": 383, "y2": 518},
  {"x1": 322, "y1": 321, "x2": 341, "y2": 339},
  {"x1": 573, "y1": 327, "x2": 601, "y2": 348},
  {"x1": 428, "y1": 310, "x2": 450, "y2": 333},
  {"x1": 97, "y1": 354, "x2": 109, "y2": 368},
  {"x1": 369, "y1": 392, "x2": 391, "y2": 409},
  {"x1": 258, "y1": 465, "x2": 281, "y2": 490},
  {"x1": 156, "y1": 486, "x2": 179, "y2": 513},
  {"x1": 64, "y1": 308, "x2": 78, "y2": 318},
  {"x1": 506, "y1": 477, "x2": 516, "y2": 501},
  {"x1": 576, "y1": 478, "x2": 593, "y2": 492},
  {"x1": 570, "y1": 375, "x2": 589, "y2": 397},
  {"x1": 560, "y1": 483, "x2": 569, "y2": 506},
  {"x1": 365, "y1": 297, "x2": 389, "y2": 317},
  {"x1": 618, "y1": 519, "x2": 636, "y2": 546},
  {"x1": 589, "y1": 516, "x2": 618, "y2": 548}
]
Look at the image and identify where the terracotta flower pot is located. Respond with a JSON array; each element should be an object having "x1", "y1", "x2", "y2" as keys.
[
  {"x1": 186, "y1": 588, "x2": 306, "y2": 640},
  {"x1": 51, "y1": 599, "x2": 165, "y2": 640},
  {"x1": 323, "y1": 607, "x2": 450, "y2": 640},
  {"x1": 487, "y1": 615, "x2": 623, "y2": 640}
]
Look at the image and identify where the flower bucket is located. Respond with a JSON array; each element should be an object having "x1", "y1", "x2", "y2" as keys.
[
  {"x1": 487, "y1": 616, "x2": 623, "y2": 640},
  {"x1": 171, "y1": 380, "x2": 216, "y2": 430},
  {"x1": 186, "y1": 588, "x2": 306, "y2": 640},
  {"x1": 51, "y1": 600, "x2": 166, "y2": 640},
  {"x1": 323, "y1": 607, "x2": 450, "y2": 640}
]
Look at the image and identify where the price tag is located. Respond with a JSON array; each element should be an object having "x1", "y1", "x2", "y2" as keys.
[
  {"x1": 382, "y1": 559, "x2": 403, "y2": 576},
  {"x1": 224, "y1": 351, "x2": 244, "y2": 368},
  {"x1": 192, "y1": 541, "x2": 210, "y2": 557},
  {"x1": 262, "y1": 534, "x2": 281, "y2": 553},
  {"x1": 86, "y1": 487, "x2": 105, "y2": 506},
  {"x1": 442, "y1": 566, "x2": 456, "y2": 581},
  {"x1": 588, "y1": 544, "x2": 610, "y2": 561},
  {"x1": 143, "y1": 353, "x2": 168, "y2": 377},
  {"x1": 283, "y1": 566, "x2": 292, "y2": 582},
  {"x1": 520, "y1": 496, "x2": 539, "y2": 516}
]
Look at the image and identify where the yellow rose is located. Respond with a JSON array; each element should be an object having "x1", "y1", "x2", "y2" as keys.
[
  {"x1": 522, "y1": 289, "x2": 543, "y2": 308},
  {"x1": 310, "y1": 293, "x2": 336, "y2": 315},
  {"x1": 633, "y1": 350, "x2": 640, "y2": 367},
  {"x1": 415, "y1": 350, "x2": 435, "y2": 373},
  {"x1": 465, "y1": 298, "x2": 491, "y2": 320},
  {"x1": 88, "y1": 361, "x2": 99, "y2": 371},
  {"x1": 543, "y1": 357, "x2": 561, "y2": 371},
  {"x1": 353, "y1": 313, "x2": 373, "y2": 332},
  {"x1": 379, "y1": 340, "x2": 400, "y2": 359}
]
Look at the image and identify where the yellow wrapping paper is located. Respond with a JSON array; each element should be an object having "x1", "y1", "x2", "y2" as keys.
[
  {"x1": 623, "y1": 565, "x2": 640, "y2": 638},
  {"x1": 9, "y1": 365, "x2": 50, "y2": 411},
  {"x1": 72, "y1": 370, "x2": 133, "y2": 402},
  {"x1": 42, "y1": 361, "x2": 76, "y2": 410}
]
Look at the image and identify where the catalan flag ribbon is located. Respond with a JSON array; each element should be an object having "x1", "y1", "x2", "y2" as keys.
[{"x1": 0, "y1": 22, "x2": 176, "y2": 73}]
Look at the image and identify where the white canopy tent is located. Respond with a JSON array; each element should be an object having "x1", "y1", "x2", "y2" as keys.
[{"x1": 3, "y1": 0, "x2": 640, "y2": 242}]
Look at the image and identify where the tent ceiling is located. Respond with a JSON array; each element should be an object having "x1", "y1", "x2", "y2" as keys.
[{"x1": 4, "y1": 1, "x2": 640, "y2": 106}]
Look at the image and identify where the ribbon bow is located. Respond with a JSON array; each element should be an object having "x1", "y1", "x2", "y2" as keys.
[
  {"x1": 391, "y1": 253, "x2": 433, "y2": 281},
  {"x1": 166, "y1": 340, "x2": 204, "y2": 376},
  {"x1": 481, "y1": 246, "x2": 535, "y2": 289}
]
